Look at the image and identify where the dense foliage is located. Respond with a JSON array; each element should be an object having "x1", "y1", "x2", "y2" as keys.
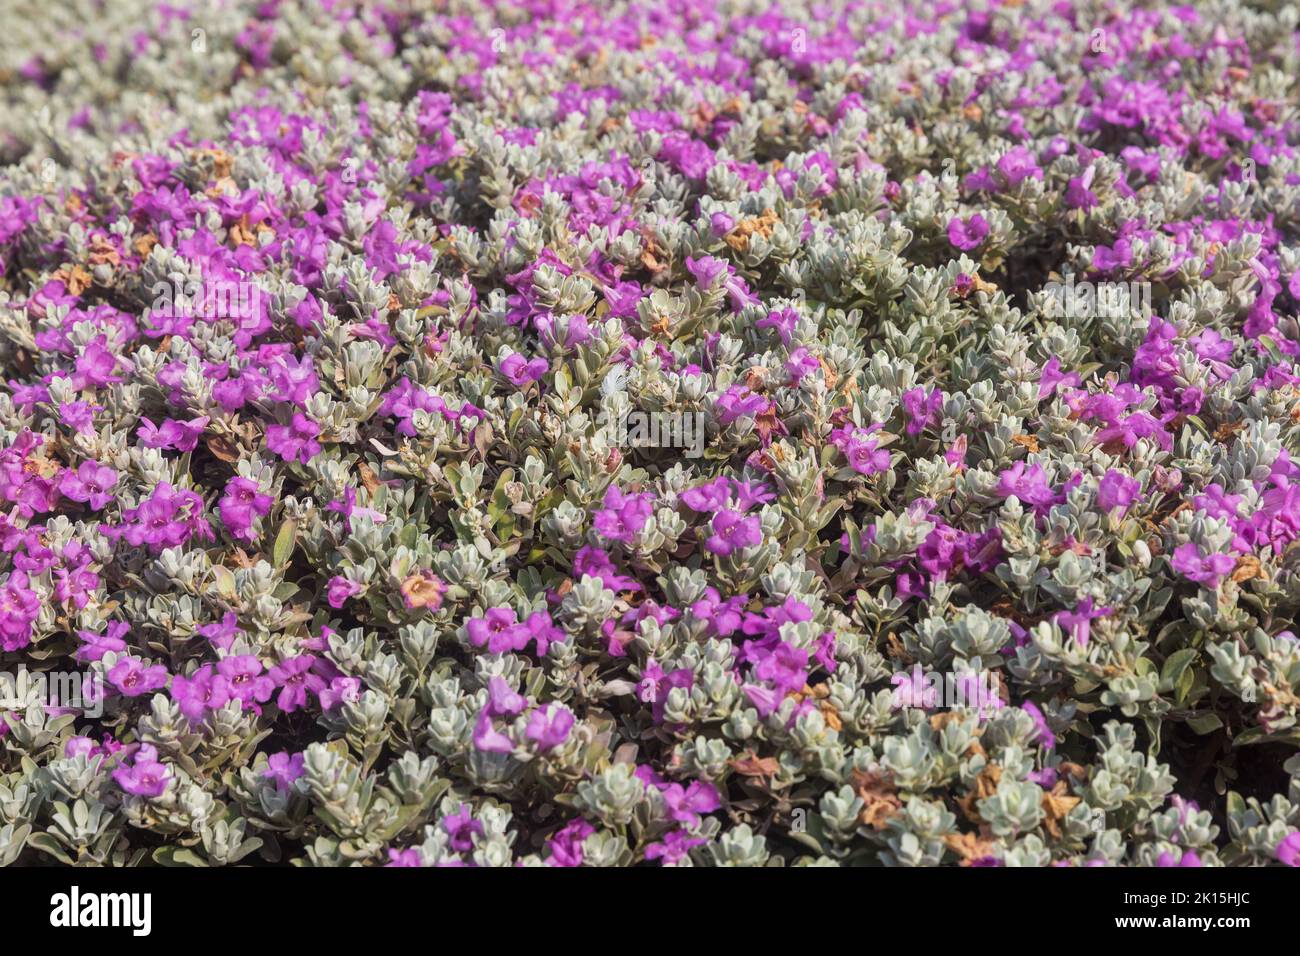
[{"x1": 0, "y1": 0, "x2": 1299, "y2": 867}]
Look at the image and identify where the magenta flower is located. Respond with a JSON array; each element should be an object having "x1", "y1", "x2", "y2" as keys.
[
  {"x1": 0, "y1": 570, "x2": 40, "y2": 651},
  {"x1": 1170, "y1": 543, "x2": 1236, "y2": 590},
  {"x1": 499, "y1": 353, "x2": 548, "y2": 386},
  {"x1": 60, "y1": 401, "x2": 101, "y2": 435},
  {"x1": 592, "y1": 485, "x2": 655, "y2": 544},
  {"x1": 57, "y1": 460, "x2": 118, "y2": 510},
  {"x1": 751, "y1": 641, "x2": 809, "y2": 696},
  {"x1": 901, "y1": 386, "x2": 943, "y2": 436},
  {"x1": 662, "y1": 780, "x2": 720, "y2": 824},
  {"x1": 441, "y1": 805, "x2": 483, "y2": 852},
  {"x1": 108, "y1": 657, "x2": 170, "y2": 697},
  {"x1": 111, "y1": 482, "x2": 212, "y2": 552},
  {"x1": 197, "y1": 612, "x2": 239, "y2": 651},
  {"x1": 704, "y1": 509, "x2": 763, "y2": 556},
  {"x1": 75, "y1": 621, "x2": 128, "y2": 662},
  {"x1": 266, "y1": 413, "x2": 322, "y2": 464},
  {"x1": 1038, "y1": 357, "x2": 1081, "y2": 399},
  {"x1": 996, "y1": 462, "x2": 1058, "y2": 510},
  {"x1": 71, "y1": 335, "x2": 123, "y2": 390},
  {"x1": 485, "y1": 677, "x2": 527, "y2": 718},
  {"x1": 1052, "y1": 597, "x2": 1112, "y2": 647},
  {"x1": 386, "y1": 848, "x2": 424, "y2": 867},
  {"x1": 830, "y1": 424, "x2": 890, "y2": 476},
  {"x1": 1276, "y1": 832, "x2": 1300, "y2": 867},
  {"x1": 472, "y1": 709, "x2": 514, "y2": 753},
  {"x1": 263, "y1": 750, "x2": 306, "y2": 793},
  {"x1": 217, "y1": 655, "x2": 274, "y2": 709},
  {"x1": 112, "y1": 743, "x2": 170, "y2": 798},
  {"x1": 269, "y1": 655, "x2": 325, "y2": 713},
  {"x1": 326, "y1": 575, "x2": 363, "y2": 608},
  {"x1": 219, "y1": 476, "x2": 273, "y2": 541},
  {"x1": 1021, "y1": 701, "x2": 1056, "y2": 750},
  {"x1": 1096, "y1": 470, "x2": 1141, "y2": 513},
  {"x1": 137, "y1": 416, "x2": 208, "y2": 452},
  {"x1": 995, "y1": 145, "x2": 1042, "y2": 187},
  {"x1": 785, "y1": 347, "x2": 822, "y2": 383},
  {"x1": 319, "y1": 675, "x2": 361, "y2": 712},
  {"x1": 466, "y1": 607, "x2": 522, "y2": 654},
  {"x1": 947, "y1": 213, "x2": 989, "y2": 251},
  {"x1": 547, "y1": 819, "x2": 594, "y2": 867},
  {"x1": 170, "y1": 665, "x2": 231, "y2": 721},
  {"x1": 645, "y1": 829, "x2": 706, "y2": 865},
  {"x1": 525, "y1": 704, "x2": 575, "y2": 751},
  {"x1": 714, "y1": 384, "x2": 769, "y2": 424}
]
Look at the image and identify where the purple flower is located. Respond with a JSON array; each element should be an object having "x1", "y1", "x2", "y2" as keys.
[
  {"x1": 217, "y1": 655, "x2": 275, "y2": 709},
  {"x1": 901, "y1": 386, "x2": 943, "y2": 436},
  {"x1": 1038, "y1": 357, "x2": 1081, "y2": 399},
  {"x1": 1170, "y1": 543, "x2": 1236, "y2": 590},
  {"x1": 830, "y1": 424, "x2": 890, "y2": 476},
  {"x1": 662, "y1": 780, "x2": 720, "y2": 824},
  {"x1": 266, "y1": 413, "x2": 322, "y2": 464},
  {"x1": 59, "y1": 401, "x2": 100, "y2": 436},
  {"x1": 112, "y1": 743, "x2": 170, "y2": 798},
  {"x1": 137, "y1": 416, "x2": 208, "y2": 452},
  {"x1": 466, "y1": 607, "x2": 522, "y2": 654},
  {"x1": 263, "y1": 751, "x2": 305, "y2": 793},
  {"x1": 386, "y1": 848, "x2": 424, "y2": 867},
  {"x1": 219, "y1": 476, "x2": 273, "y2": 541},
  {"x1": 947, "y1": 213, "x2": 990, "y2": 251},
  {"x1": 995, "y1": 145, "x2": 1042, "y2": 186},
  {"x1": 1053, "y1": 597, "x2": 1111, "y2": 647},
  {"x1": 327, "y1": 575, "x2": 363, "y2": 608},
  {"x1": 1021, "y1": 701, "x2": 1056, "y2": 750},
  {"x1": 485, "y1": 677, "x2": 527, "y2": 718},
  {"x1": 58, "y1": 460, "x2": 118, "y2": 510},
  {"x1": 525, "y1": 704, "x2": 575, "y2": 751},
  {"x1": 704, "y1": 509, "x2": 762, "y2": 556},
  {"x1": 996, "y1": 462, "x2": 1058, "y2": 510},
  {"x1": 441, "y1": 804, "x2": 483, "y2": 852},
  {"x1": 709, "y1": 212, "x2": 734, "y2": 237},
  {"x1": 108, "y1": 657, "x2": 170, "y2": 697},
  {"x1": 785, "y1": 347, "x2": 822, "y2": 383},
  {"x1": 319, "y1": 676, "x2": 361, "y2": 712},
  {"x1": 0, "y1": 570, "x2": 40, "y2": 651},
  {"x1": 1065, "y1": 166, "x2": 1099, "y2": 210},
  {"x1": 71, "y1": 336, "x2": 123, "y2": 390},
  {"x1": 499, "y1": 353, "x2": 548, "y2": 386},
  {"x1": 645, "y1": 829, "x2": 706, "y2": 865},
  {"x1": 197, "y1": 612, "x2": 239, "y2": 651},
  {"x1": 170, "y1": 665, "x2": 230, "y2": 721},
  {"x1": 75, "y1": 621, "x2": 128, "y2": 662},
  {"x1": 269, "y1": 655, "x2": 325, "y2": 713},
  {"x1": 472, "y1": 709, "x2": 515, "y2": 753},
  {"x1": 1096, "y1": 470, "x2": 1141, "y2": 513},
  {"x1": 1276, "y1": 832, "x2": 1300, "y2": 867},
  {"x1": 714, "y1": 384, "x2": 769, "y2": 424},
  {"x1": 547, "y1": 819, "x2": 594, "y2": 867},
  {"x1": 110, "y1": 482, "x2": 212, "y2": 552},
  {"x1": 592, "y1": 485, "x2": 655, "y2": 544}
]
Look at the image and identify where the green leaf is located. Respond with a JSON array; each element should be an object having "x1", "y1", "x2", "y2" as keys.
[
  {"x1": 153, "y1": 846, "x2": 209, "y2": 866},
  {"x1": 1186, "y1": 713, "x2": 1223, "y2": 735},
  {"x1": 26, "y1": 832, "x2": 74, "y2": 864},
  {"x1": 1233, "y1": 727, "x2": 1300, "y2": 748},
  {"x1": 1159, "y1": 648, "x2": 1198, "y2": 693},
  {"x1": 272, "y1": 518, "x2": 298, "y2": 568}
]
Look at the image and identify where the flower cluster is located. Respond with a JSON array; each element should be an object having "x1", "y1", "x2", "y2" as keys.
[{"x1": 0, "y1": 0, "x2": 1298, "y2": 869}]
